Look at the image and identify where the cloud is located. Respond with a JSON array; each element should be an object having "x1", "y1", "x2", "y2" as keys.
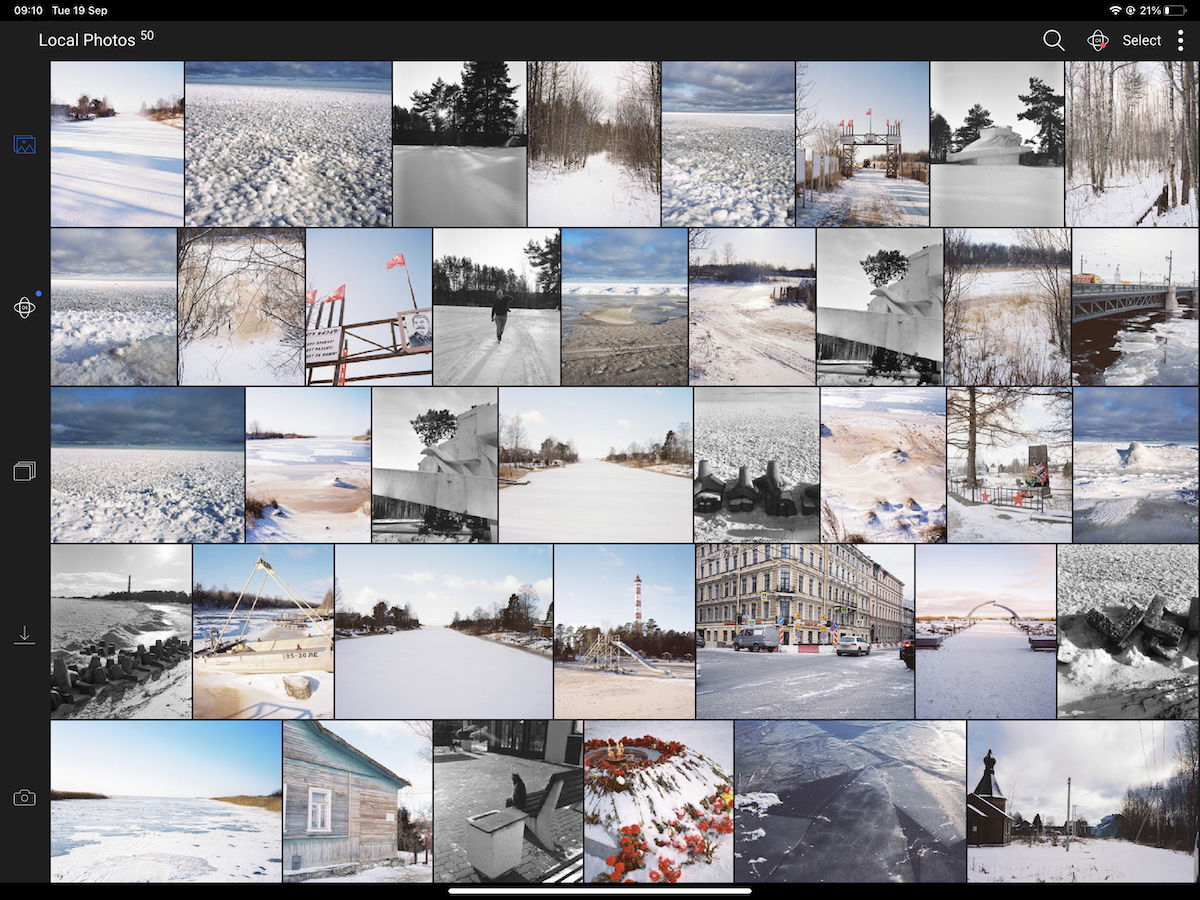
[
  {"x1": 596, "y1": 546, "x2": 624, "y2": 567},
  {"x1": 52, "y1": 228, "x2": 176, "y2": 279},
  {"x1": 188, "y1": 61, "x2": 390, "y2": 87},
  {"x1": 518, "y1": 410, "x2": 545, "y2": 424},
  {"x1": 562, "y1": 228, "x2": 687, "y2": 281},
  {"x1": 663, "y1": 61, "x2": 794, "y2": 113},
  {"x1": 617, "y1": 418, "x2": 632, "y2": 428},
  {"x1": 1074, "y1": 387, "x2": 1198, "y2": 443},
  {"x1": 51, "y1": 387, "x2": 244, "y2": 448}
]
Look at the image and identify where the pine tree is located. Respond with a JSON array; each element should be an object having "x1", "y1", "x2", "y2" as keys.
[
  {"x1": 459, "y1": 61, "x2": 519, "y2": 145},
  {"x1": 930, "y1": 111, "x2": 952, "y2": 163},
  {"x1": 1017, "y1": 77, "x2": 1065, "y2": 165},
  {"x1": 952, "y1": 104, "x2": 993, "y2": 153}
]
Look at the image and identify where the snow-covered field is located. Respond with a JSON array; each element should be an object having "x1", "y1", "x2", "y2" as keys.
[
  {"x1": 585, "y1": 720, "x2": 733, "y2": 883},
  {"x1": 688, "y1": 281, "x2": 815, "y2": 385},
  {"x1": 947, "y1": 473, "x2": 1071, "y2": 543},
  {"x1": 931, "y1": 165, "x2": 1064, "y2": 226},
  {"x1": 947, "y1": 268, "x2": 1070, "y2": 385},
  {"x1": 51, "y1": 447, "x2": 243, "y2": 543},
  {"x1": 185, "y1": 83, "x2": 390, "y2": 226},
  {"x1": 1068, "y1": 173, "x2": 1198, "y2": 227},
  {"x1": 694, "y1": 391, "x2": 819, "y2": 543},
  {"x1": 246, "y1": 437, "x2": 370, "y2": 542},
  {"x1": 394, "y1": 145, "x2": 525, "y2": 226},
  {"x1": 820, "y1": 407, "x2": 947, "y2": 543},
  {"x1": 795, "y1": 167, "x2": 929, "y2": 227},
  {"x1": 499, "y1": 458, "x2": 692, "y2": 542},
  {"x1": 968, "y1": 839, "x2": 1194, "y2": 883},
  {"x1": 304, "y1": 861, "x2": 432, "y2": 883},
  {"x1": 50, "y1": 598, "x2": 191, "y2": 719},
  {"x1": 433, "y1": 306, "x2": 560, "y2": 385},
  {"x1": 662, "y1": 113, "x2": 792, "y2": 226},
  {"x1": 1057, "y1": 543, "x2": 1198, "y2": 719},
  {"x1": 1073, "y1": 440, "x2": 1199, "y2": 542},
  {"x1": 529, "y1": 152, "x2": 659, "y2": 226},
  {"x1": 51, "y1": 279, "x2": 177, "y2": 385},
  {"x1": 51, "y1": 797, "x2": 280, "y2": 882},
  {"x1": 51, "y1": 115, "x2": 183, "y2": 227},
  {"x1": 554, "y1": 661, "x2": 696, "y2": 719},
  {"x1": 915, "y1": 620, "x2": 1056, "y2": 718},
  {"x1": 735, "y1": 720, "x2": 965, "y2": 882},
  {"x1": 335, "y1": 626, "x2": 551, "y2": 718}
]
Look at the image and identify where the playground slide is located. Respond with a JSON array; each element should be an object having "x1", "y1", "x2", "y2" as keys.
[{"x1": 612, "y1": 640, "x2": 673, "y2": 677}]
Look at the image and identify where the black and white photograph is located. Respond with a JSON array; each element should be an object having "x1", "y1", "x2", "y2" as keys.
[
  {"x1": 371, "y1": 387, "x2": 498, "y2": 543},
  {"x1": 661, "y1": 61, "x2": 794, "y2": 226},
  {"x1": 434, "y1": 721, "x2": 583, "y2": 883},
  {"x1": 692, "y1": 387, "x2": 820, "y2": 543},
  {"x1": 432, "y1": 229, "x2": 561, "y2": 386},
  {"x1": 1066, "y1": 60, "x2": 1198, "y2": 227},
  {"x1": 528, "y1": 61, "x2": 661, "y2": 226},
  {"x1": 816, "y1": 229, "x2": 944, "y2": 386},
  {"x1": 393, "y1": 61, "x2": 527, "y2": 227},
  {"x1": 50, "y1": 545, "x2": 192, "y2": 720},
  {"x1": 930, "y1": 61, "x2": 1065, "y2": 227},
  {"x1": 1056, "y1": 543, "x2": 1198, "y2": 720}
]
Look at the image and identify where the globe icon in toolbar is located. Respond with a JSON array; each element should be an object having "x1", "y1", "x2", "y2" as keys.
[
  {"x1": 1088, "y1": 29, "x2": 1110, "y2": 52},
  {"x1": 13, "y1": 296, "x2": 35, "y2": 319}
]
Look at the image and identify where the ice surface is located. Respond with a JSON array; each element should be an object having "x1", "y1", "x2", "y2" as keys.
[
  {"x1": 1072, "y1": 440, "x2": 1198, "y2": 542},
  {"x1": 246, "y1": 437, "x2": 370, "y2": 542},
  {"x1": 433, "y1": 306, "x2": 560, "y2": 386},
  {"x1": 185, "y1": 84, "x2": 390, "y2": 226},
  {"x1": 51, "y1": 115, "x2": 184, "y2": 227}
]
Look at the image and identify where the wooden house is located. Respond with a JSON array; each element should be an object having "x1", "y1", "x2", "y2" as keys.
[{"x1": 283, "y1": 721, "x2": 410, "y2": 878}]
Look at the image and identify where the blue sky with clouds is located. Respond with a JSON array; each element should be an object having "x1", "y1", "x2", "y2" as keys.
[
  {"x1": 192, "y1": 544, "x2": 332, "y2": 607},
  {"x1": 562, "y1": 229, "x2": 687, "y2": 282},
  {"x1": 663, "y1": 61, "x2": 794, "y2": 114},
  {"x1": 52, "y1": 229, "x2": 175, "y2": 280},
  {"x1": 188, "y1": 61, "x2": 390, "y2": 91},
  {"x1": 1074, "y1": 387, "x2": 1197, "y2": 443},
  {"x1": 51, "y1": 387, "x2": 244, "y2": 449},
  {"x1": 554, "y1": 544, "x2": 695, "y2": 632}
]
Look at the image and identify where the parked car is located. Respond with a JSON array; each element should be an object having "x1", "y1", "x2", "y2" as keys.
[
  {"x1": 836, "y1": 635, "x2": 871, "y2": 657},
  {"x1": 732, "y1": 625, "x2": 780, "y2": 652},
  {"x1": 899, "y1": 639, "x2": 915, "y2": 669},
  {"x1": 696, "y1": 635, "x2": 706, "y2": 649}
]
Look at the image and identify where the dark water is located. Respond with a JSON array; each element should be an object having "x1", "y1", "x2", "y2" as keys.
[{"x1": 1073, "y1": 294, "x2": 1197, "y2": 385}]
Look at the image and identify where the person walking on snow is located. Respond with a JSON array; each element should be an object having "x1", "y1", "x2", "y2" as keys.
[{"x1": 491, "y1": 288, "x2": 511, "y2": 341}]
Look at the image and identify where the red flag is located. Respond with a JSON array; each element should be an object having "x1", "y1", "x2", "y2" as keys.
[
  {"x1": 305, "y1": 289, "x2": 317, "y2": 305},
  {"x1": 326, "y1": 284, "x2": 345, "y2": 303},
  {"x1": 866, "y1": 108, "x2": 872, "y2": 116},
  {"x1": 386, "y1": 254, "x2": 406, "y2": 269},
  {"x1": 837, "y1": 120, "x2": 844, "y2": 127}
]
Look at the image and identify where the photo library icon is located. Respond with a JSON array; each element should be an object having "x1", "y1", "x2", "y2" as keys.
[
  {"x1": 12, "y1": 788, "x2": 36, "y2": 807},
  {"x1": 1088, "y1": 29, "x2": 1111, "y2": 51},
  {"x1": 12, "y1": 460, "x2": 36, "y2": 482},
  {"x1": 11, "y1": 134, "x2": 35, "y2": 155}
]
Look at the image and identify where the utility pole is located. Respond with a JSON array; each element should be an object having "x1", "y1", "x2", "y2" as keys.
[{"x1": 1165, "y1": 251, "x2": 1173, "y2": 286}]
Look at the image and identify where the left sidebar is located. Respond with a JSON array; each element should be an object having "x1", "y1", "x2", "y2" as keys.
[{"x1": 0, "y1": 21, "x2": 51, "y2": 884}]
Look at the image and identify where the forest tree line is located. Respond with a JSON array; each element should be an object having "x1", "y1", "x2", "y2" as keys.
[
  {"x1": 77, "y1": 588, "x2": 190, "y2": 604},
  {"x1": 554, "y1": 620, "x2": 695, "y2": 661},
  {"x1": 528, "y1": 61, "x2": 661, "y2": 191},
  {"x1": 192, "y1": 583, "x2": 331, "y2": 611},
  {"x1": 500, "y1": 413, "x2": 580, "y2": 466},
  {"x1": 392, "y1": 62, "x2": 523, "y2": 147},
  {"x1": 930, "y1": 76, "x2": 1065, "y2": 166},
  {"x1": 334, "y1": 601, "x2": 420, "y2": 633},
  {"x1": 449, "y1": 587, "x2": 544, "y2": 635},
  {"x1": 433, "y1": 233, "x2": 561, "y2": 309},
  {"x1": 604, "y1": 425, "x2": 693, "y2": 465}
]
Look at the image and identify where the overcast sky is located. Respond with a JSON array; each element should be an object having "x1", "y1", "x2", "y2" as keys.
[
  {"x1": 501, "y1": 386, "x2": 692, "y2": 459},
  {"x1": 52, "y1": 229, "x2": 175, "y2": 280},
  {"x1": 51, "y1": 387, "x2": 243, "y2": 450},
  {"x1": 51, "y1": 61, "x2": 181, "y2": 113},
  {"x1": 917, "y1": 544, "x2": 1056, "y2": 618},
  {"x1": 322, "y1": 721, "x2": 432, "y2": 816},
  {"x1": 193, "y1": 544, "x2": 332, "y2": 607},
  {"x1": 856, "y1": 545, "x2": 914, "y2": 603},
  {"x1": 373, "y1": 387, "x2": 495, "y2": 469},
  {"x1": 797, "y1": 61, "x2": 929, "y2": 152},
  {"x1": 52, "y1": 721, "x2": 279, "y2": 797},
  {"x1": 1073, "y1": 228, "x2": 1199, "y2": 285},
  {"x1": 51, "y1": 545, "x2": 190, "y2": 597},
  {"x1": 555, "y1": 544, "x2": 695, "y2": 632},
  {"x1": 434, "y1": 227, "x2": 557, "y2": 282},
  {"x1": 1074, "y1": 386, "x2": 1198, "y2": 443},
  {"x1": 246, "y1": 386, "x2": 369, "y2": 438},
  {"x1": 818, "y1": 229, "x2": 941, "y2": 311},
  {"x1": 822, "y1": 386, "x2": 946, "y2": 416},
  {"x1": 691, "y1": 228, "x2": 815, "y2": 269},
  {"x1": 335, "y1": 544, "x2": 551, "y2": 625},
  {"x1": 931, "y1": 61, "x2": 1063, "y2": 146},
  {"x1": 968, "y1": 720, "x2": 1186, "y2": 823},
  {"x1": 562, "y1": 228, "x2": 687, "y2": 282},
  {"x1": 663, "y1": 61, "x2": 794, "y2": 114},
  {"x1": 392, "y1": 60, "x2": 523, "y2": 109},
  {"x1": 188, "y1": 61, "x2": 389, "y2": 91}
]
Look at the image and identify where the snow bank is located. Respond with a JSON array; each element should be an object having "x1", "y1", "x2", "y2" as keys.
[
  {"x1": 529, "y1": 151, "x2": 659, "y2": 226},
  {"x1": 931, "y1": 165, "x2": 1064, "y2": 226},
  {"x1": 394, "y1": 145, "x2": 525, "y2": 226},
  {"x1": 969, "y1": 839, "x2": 1194, "y2": 883}
]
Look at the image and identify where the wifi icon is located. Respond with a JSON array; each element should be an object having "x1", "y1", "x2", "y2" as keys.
[{"x1": 1108, "y1": 4, "x2": 1122, "y2": 12}]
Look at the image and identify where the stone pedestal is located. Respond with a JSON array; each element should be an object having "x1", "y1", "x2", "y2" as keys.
[{"x1": 464, "y1": 808, "x2": 527, "y2": 879}]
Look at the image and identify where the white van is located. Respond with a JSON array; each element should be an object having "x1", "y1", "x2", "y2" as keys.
[{"x1": 732, "y1": 625, "x2": 780, "y2": 652}]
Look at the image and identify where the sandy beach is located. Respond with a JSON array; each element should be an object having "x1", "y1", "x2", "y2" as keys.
[
  {"x1": 561, "y1": 316, "x2": 688, "y2": 386},
  {"x1": 553, "y1": 661, "x2": 696, "y2": 718}
]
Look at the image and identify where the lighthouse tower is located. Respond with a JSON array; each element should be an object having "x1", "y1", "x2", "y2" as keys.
[{"x1": 634, "y1": 574, "x2": 642, "y2": 628}]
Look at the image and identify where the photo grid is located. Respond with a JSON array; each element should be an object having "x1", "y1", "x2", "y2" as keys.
[{"x1": 46, "y1": 56, "x2": 1198, "y2": 885}]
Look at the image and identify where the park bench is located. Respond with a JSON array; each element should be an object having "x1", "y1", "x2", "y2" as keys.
[
  {"x1": 514, "y1": 769, "x2": 584, "y2": 849},
  {"x1": 1028, "y1": 635, "x2": 1058, "y2": 651}
]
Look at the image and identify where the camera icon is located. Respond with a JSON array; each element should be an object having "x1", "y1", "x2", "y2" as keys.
[{"x1": 12, "y1": 788, "x2": 36, "y2": 807}]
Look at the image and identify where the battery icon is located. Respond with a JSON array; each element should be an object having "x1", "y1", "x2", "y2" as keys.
[{"x1": 1164, "y1": 4, "x2": 1188, "y2": 15}]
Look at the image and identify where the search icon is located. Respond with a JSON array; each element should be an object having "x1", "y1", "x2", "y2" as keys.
[{"x1": 1043, "y1": 29, "x2": 1065, "y2": 51}]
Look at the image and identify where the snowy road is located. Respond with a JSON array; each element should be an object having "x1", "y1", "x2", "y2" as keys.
[
  {"x1": 795, "y1": 167, "x2": 929, "y2": 227},
  {"x1": 499, "y1": 458, "x2": 693, "y2": 542},
  {"x1": 433, "y1": 306, "x2": 560, "y2": 385},
  {"x1": 51, "y1": 115, "x2": 183, "y2": 226},
  {"x1": 335, "y1": 626, "x2": 551, "y2": 718},
  {"x1": 696, "y1": 647, "x2": 914, "y2": 718},
  {"x1": 969, "y1": 838, "x2": 1194, "y2": 883},
  {"x1": 688, "y1": 281, "x2": 815, "y2": 385},
  {"x1": 394, "y1": 146, "x2": 526, "y2": 226},
  {"x1": 915, "y1": 620, "x2": 1056, "y2": 718}
]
